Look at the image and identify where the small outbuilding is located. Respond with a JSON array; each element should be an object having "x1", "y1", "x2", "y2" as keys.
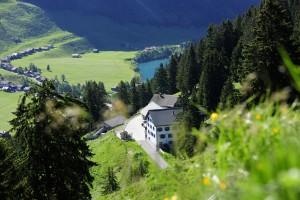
[
  {"x1": 103, "y1": 115, "x2": 126, "y2": 130},
  {"x1": 72, "y1": 54, "x2": 81, "y2": 58},
  {"x1": 93, "y1": 49, "x2": 99, "y2": 53}
]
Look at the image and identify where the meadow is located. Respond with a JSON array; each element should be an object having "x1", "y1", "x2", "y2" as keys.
[
  {"x1": 11, "y1": 50, "x2": 138, "y2": 90},
  {"x1": 0, "y1": 91, "x2": 23, "y2": 131}
]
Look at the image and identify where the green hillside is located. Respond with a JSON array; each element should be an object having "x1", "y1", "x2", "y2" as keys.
[
  {"x1": 0, "y1": 91, "x2": 22, "y2": 130},
  {"x1": 0, "y1": 0, "x2": 91, "y2": 57}
]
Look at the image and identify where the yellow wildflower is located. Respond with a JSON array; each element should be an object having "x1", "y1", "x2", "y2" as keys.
[
  {"x1": 163, "y1": 197, "x2": 169, "y2": 200},
  {"x1": 171, "y1": 195, "x2": 178, "y2": 200},
  {"x1": 210, "y1": 113, "x2": 219, "y2": 121},
  {"x1": 255, "y1": 114, "x2": 261, "y2": 120},
  {"x1": 273, "y1": 128, "x2": 279, "y2": 134},
  {"x1": 219, "y1": 182, "x2": 227, "y2": 190},
  {"x1": 203, "y1": 177, "x2": 211, "y2": 185}
]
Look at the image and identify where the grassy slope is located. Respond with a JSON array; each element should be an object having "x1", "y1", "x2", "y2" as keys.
[
  {"x1": 0, "y1": 1, "x2": 91, "y2": 58},
  {"x1": 11, "y1": 51, "x2": 138, "y2": 89},
  {"x1": 0, "y1": 91, "x2": 22, "y2": 130},
  {"x1": 89, "y1": 98, "x2": 300, "y2": 200},
  {"x1": 88, "y1": 132, "x2": 162, "y2": 200}
]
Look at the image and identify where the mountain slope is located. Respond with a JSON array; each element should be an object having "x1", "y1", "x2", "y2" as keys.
[
  {"x1": 12, "y1": 0, "x2": 260, "y2": 50},
  {"x1": 0, "y1": 1, "x2": 90, "y2": 57},
  {"x1": 23, "y1": 0, "x2": 261, "y2": 26}
]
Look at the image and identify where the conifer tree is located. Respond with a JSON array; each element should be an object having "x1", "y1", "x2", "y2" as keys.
[
  {"x1": 117, "y1": 80, "x2": 130, "y2": 104},
  {"x1": 153, "y1": 63, "x2": 168, "y2": 94},
  {"x1": 130, "y1": 78, "x2": 139, "y2": 114},
  {"x1": 176, "y1": 44, "x2": 199, "y2": 96},
  {"x1": 0, "y1": 139, "x2": 14, "y2": 199},
  {"x1": 9, "y1": 81, "x2": 95, "y2": 200},
  {"x1": 101, "y1": 167, "x2": 120, "y2": 195},
  {"x1": 166, "y1": 55, "x2": 179, "y2": 94},
  {"x1": 138, "y1": 83, "x2": 148, "y2": 108},
  {"x1": 83, "y1": 81, "x2": 107, "y2": 121},
  {"x1": 241, "y1": 0, "x2": 299, "y2": 98}
]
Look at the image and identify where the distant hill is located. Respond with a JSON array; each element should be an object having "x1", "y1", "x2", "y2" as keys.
[
  {"x1": 1, "y1": 0, "x2": 260, "y2": 52},
  {"x1": 23, "y1": 0, "x2": 260, "y2": 27}
]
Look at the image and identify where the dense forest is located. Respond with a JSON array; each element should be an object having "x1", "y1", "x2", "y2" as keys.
[{"x1": 115, "y1": 0, "x2": 300, "y2": 155}]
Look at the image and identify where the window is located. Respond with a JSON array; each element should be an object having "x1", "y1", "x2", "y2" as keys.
[
  {"x1": 153, "y1": 126, "x2": 155, "y2": 130},
  {"x1": 151, "y1": 132, "x2": 153, "y2": 136},
  {"x1": 169, "y1": 141, "x2": 173, "y2": 145},
  {"x1": 165, "y1": 127, "x2": 170, "y2": 131},
  {"x1": 148, "y1": 130, "x2": 150, "y2": 134},
  {"x1": 168, "y1": 134, "x2": 172, "y2": 138},
  {"x1": 153, "y1": 134, "x2": 155, "y2": 138},
  {"x1": 157, "y1": 128, "x2": 163, "y2": 132},
  {"x1": 160, "y1": 134, "x2": 165, "y2": 139},
  {"x1": 150, "y1": 125, "x2": 152, "y2": 129}
]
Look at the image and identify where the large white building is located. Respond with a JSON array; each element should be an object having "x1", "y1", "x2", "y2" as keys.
[{"x1": 145, "y1": 108, "x2": 182, "y2": 150}]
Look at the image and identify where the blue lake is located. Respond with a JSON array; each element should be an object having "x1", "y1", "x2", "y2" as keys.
[{"x1": 138, "y1": 58, "x2": 169, "y2": 81}]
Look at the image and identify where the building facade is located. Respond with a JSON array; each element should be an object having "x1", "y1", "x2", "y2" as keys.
[{"x1": 145, "y1": 108, "x2": 182, "y2": 150}]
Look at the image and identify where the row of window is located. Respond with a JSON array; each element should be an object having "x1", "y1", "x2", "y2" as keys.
[
  {"x1": 147, "y1": 130, "x2": 172, "y2": 139},
  {"x1": 147, "y1": 130, "x2": 156, "y2": 138},
  {"x1": 160, "y1": 134, "x2": 172, "y2": 139}
]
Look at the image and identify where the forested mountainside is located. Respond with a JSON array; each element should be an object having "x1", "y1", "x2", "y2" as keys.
[
  {"x1": 22, "y1": 0, "x2": 260, "y2": 26},
  {"x1": 116, "y1": 0, "x2": 300, "y2": 129}
]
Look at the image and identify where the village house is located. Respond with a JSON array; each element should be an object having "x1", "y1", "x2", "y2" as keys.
[
  {"x1": 0, "y1": 80, "x2": 11, "y2": 88},
  {"x1": 93, "y1": 49, "x2": 99, "y2": 53},
  {"x1": 41, "y1": 46, "x2": 50, "y2": 51},
  {"x1": 0, "y1": 130, "x2": 11, "y2": 139},
  {"x1": 149, "y1": 93, "x2": 179, "y2": 108},
  {"x1": 1, "y1": 56, "x2": 10, "y2": 63},
  {"x1": 72, "y1": 54, "x2": 81, "y2": 58},
  {"x1": 145, "y1": 108, "x2": 182, "y2": 150},
  {"x1": 23, "y1": 86, "x2": 31, "y2": 92},
  {"x1": 111, "y1": 85, "x2": 119, "y2": 92}
]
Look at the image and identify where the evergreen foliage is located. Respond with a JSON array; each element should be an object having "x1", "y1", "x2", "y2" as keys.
[
  {"x1": 0, "y1": 139, "x2": 14, "y2": 199},
  {"x1": 166, "y1": 55, "x2": 179, "y2": 94},
  {"x1": 101, "y1": 167, "x2": 120, "y2": 195},
  {"x1": 9, "y1": 81, "x2": 95, "y2": 200},
  {"x1": 130, "y1": 78, "x2": 139, "y2": 115},
  {"x1": 117, "y1": 80, "x2": 130, "y2": 105},
  {"x1": 240, "y1": 0, "x2": 299, "y2": 98},
  {"x1": 83, "y1": 81, "x2": 107, "y2": 122},
  {"x1": 153, "y1": 63, "x2": 169, "y2": 94}
]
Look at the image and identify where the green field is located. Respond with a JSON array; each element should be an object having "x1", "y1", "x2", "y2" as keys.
[
  {"x1": 0, "y1": 91, "x2": 22, "y2": 131},
  {"x1": 11, "y1": 50, "x2": 138, "y2": 90}
]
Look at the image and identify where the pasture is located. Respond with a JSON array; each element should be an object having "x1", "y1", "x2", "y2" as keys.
[
  {"x1": 12, "y1": 50, "x2": 138, "y2": 90},
  {"x1": 0, "y1": 91, "x2": 22, "y2": 131}
]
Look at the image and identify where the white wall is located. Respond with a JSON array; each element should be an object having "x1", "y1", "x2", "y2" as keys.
[{"x1": 146, "y1": 114, "x2": 178, "y2": 149}]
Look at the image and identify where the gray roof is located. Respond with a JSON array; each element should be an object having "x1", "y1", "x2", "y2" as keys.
[
  {"x1": 147, "y1": 108, "x2": 182, "y2": 127},
  {"x1": 150, "y1": 94, "x2": 179, "y2": 107},
  {"x1": 104, "y1": 115, "x2": 126, "y2": 128}
]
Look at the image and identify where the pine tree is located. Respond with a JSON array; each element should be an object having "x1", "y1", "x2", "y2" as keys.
[
  {"x1": 240, "y1": 0, "x2": 299, "y2": 98},
  {"x1": 0, "y1": 139, "x2": 14, "y2": 199},
  {"x1": 166, "y1": 55, "x2": 179, "y2": 94},
  {"x1": 130, "y1": 78, "x2": 139, "y2": 114},
  {"x1": 153, "y1": 63, "x2": 168, "y2": 94},
  {"x1": 176, "y1": 44, "x2": 199, "y2": 96},
  {"x1": 198, "y1": 49, "x2": 228, "y2": 110},
  {"x1": 117, "y1": 80, "x2": 130, "y2": 104},
  {"x1": 138, "y1": 82, "x2": 148, "y2": 108},
  {"x1": 9, "y1": 81, "x2": 95, "y2": 200},
  {"x1": 101, "y1": 167, "x2": 120, "y2": 195},
  {"x1": 83, "y1": 81, "x2": 107, "y2": 121}
]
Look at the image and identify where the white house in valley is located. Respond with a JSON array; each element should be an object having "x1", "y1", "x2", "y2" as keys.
[{"x1": 145, "y1": 108, "x2": 182, "y2": 150}]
